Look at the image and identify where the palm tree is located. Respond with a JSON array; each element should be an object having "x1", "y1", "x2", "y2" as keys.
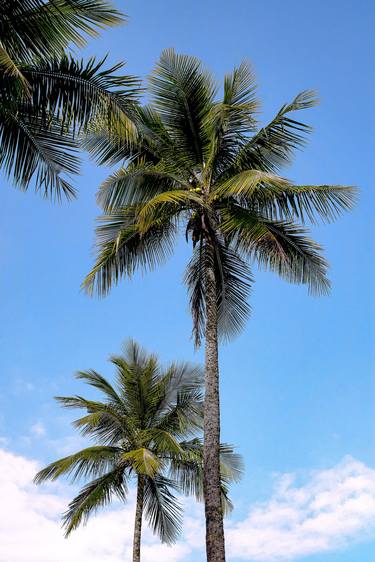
[
  {"x1": 82, "y1": 50, "x2": 356, "y2": 562},
  {"x1": 0, "y1": 0, "x2": 139, "y2": 200},
  {"x1": 34, "y1": 340, "x2": 242, "y2": 562}
]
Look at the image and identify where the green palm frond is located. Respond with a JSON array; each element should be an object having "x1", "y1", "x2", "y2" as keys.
[
  {"x1": 122, "y1": 448, "x2": 161, "y2": 477},
  {"x1": 224, "y1": 90, "x2": 318, "y2": 177},
  {"x1": 221, "y1": 206, "x2": 330, "y2": 295},
  {"x1": 97, "y1": 163, "x2": 176, "y2": 211},
  {"x1": 75, "y1": 369, "x2": 124, "y2": 406},
  {"x1": 248, "y1": 183, "x2": 357, "y2": 224},
  {"x1": 0, "y1": 1, "x2": 125, "y2": 64},
  {"x1": 185, "y1": 239, "x2": 252, "y2": 346},
  {"x1": 56, "y1": 395, "x2": 126, "y2": 444},
  {"x1": 152, "y1": 361, "x2": 203, "y2": 419},
  {"x1": 82, "y1": 209, "x2": 177, "y2": 296},
  {"x1": 137, "y1": 189, "x2": 202, "y2": 231},
  {"x1": 214, "y1": 169, "x2": 291, "y2": 199},
  {"x1": 24, "y1": 55, "x2": 140, "y2": 136},
  {"x1": 168, "y1": 439, "x2": 242, "y2": 515},
  {"x1": 34, "y1": 446, "x2": 121, "y2": 483},
  {"x1": 62, "y1": 467, "x2": 127, "y2": 536},
  {"x1": 149, "y1": 48, "x2": 216, "y2": 166},
  {"x1": 218, "y1": 443, "x2": 244, "y2": 483},
  {"x1": 0, "y1": 110, "x2": 79, "y2": 199},
  {"x1": 143, "y1": 475, "x2": 183, "y2": 544},
  {"x1": 0, "y1": 2, "x2": 139, "y2": 199},
  {"x1": 0, "y1": 41, "x2": 30, "y2": 92},
  {"x1": 204, "y1": 60, "x2": 259, "y2": 175}
]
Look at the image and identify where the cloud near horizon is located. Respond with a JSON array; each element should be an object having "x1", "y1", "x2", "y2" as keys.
[{"x1": 0, "y1": 447, "x2": 374, "y2": 562}]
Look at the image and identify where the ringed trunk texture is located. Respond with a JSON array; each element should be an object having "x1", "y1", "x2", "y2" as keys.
[
  {"x1": 132, "y1": 475, "x2": 145, "y2": 562},
  {"x1": 203, "y1": 249, "x2": 226, "y2": 562}
]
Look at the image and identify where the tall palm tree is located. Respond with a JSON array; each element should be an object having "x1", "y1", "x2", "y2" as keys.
[
  {"x1": 0, "y1": 0, "x2": 139, "y2": 200},
  {"x1": 82, "y1": 50, "x2": 356, "y2": 561},
  {"x1": 34, "y1": 340, "x2": 242, "y2": 562}
]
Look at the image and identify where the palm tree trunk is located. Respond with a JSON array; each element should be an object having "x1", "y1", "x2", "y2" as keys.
[
  {"x1": 132, "y1": 475, "x2": 145, "y2": 562},
  {"x1": 203, "y1": 244, "x2": 226, "y2": 562}
]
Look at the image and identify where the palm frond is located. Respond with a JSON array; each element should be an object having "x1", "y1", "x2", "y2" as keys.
[
  {"x1": 96, "y1": 163, "x2": 176, "y2": 211},
  {"x1": 221, "y1": 206, "x2": 330, "y2": 295},
  {"x1": 184, "y1": 238, "x2": 252, "y2": 346},
  {"x1": 0, "y1": 1, "x2": 125, "y2": 64},
  {"x1": 83, "y1": 208, "x2": 177, "y2": 296},
  {"x1": 23, "y1": 55, "x2": 140, "y2": 137},
  {"x1": 218, "y1": 443, "x2": 244, "y2": 483},
  {"x1": 75, "y1": 369, "x2": 123, "y2": 406},
  {"x1": 62, "y1": 466, "x2": 127, "y2": 536},
  {"x1": 223, "y1": 90, "x2": 318, "y2": 177},
  {"x1": 214, "y1": 169, "x2": 291, "y2": 199},
  {"x1": 149, "y1": 48, "x2": 216, "y2": 166},
  {"x1": 0, "y1": 41, "x2": 30, "y2": 92},
  {"x1": 56, "y1": 395, "x2": 127, "y2": 444},
  {"x1": 204, "y1": 60, "x2": 259, "y2": 175},
  {"x1": 143, "y1": 475, "x2": 183, "y2": 544},
  {"x1": 34, "y1": 446, "x2": 121, "y2": 483},
  {"x1": 247, "y1": 182, "x2": 357, "y2": 224},
  {"x1": 0, "y1": 109, "x2": 79, "y2": 199},
  {"x1": 137, "y1": 189, "x2": 202, "y2": 232},
  {"x1": 122, "y1": 448, "x2": 161, "y2": 477}
]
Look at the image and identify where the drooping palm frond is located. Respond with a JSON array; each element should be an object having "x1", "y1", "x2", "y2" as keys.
[
  {"x1": 0, "y1": 109, "x2": 79, "y2": 199},
  {"x1": 56, "y1": 394, "x2": 127, "y2": 444},
  {"x1": 185, "y1": 238, "x2": 252, "y2": 346},
  {"x1": 62, "y1": 466, "x2": 128, "y2": 536},
  {"x1": 221, "y1": 206, "x2": 330, "y2": 295},
  {"x1": 0, "y1": 1, "x2": 140, "y2": 199},
  {"x1": 143, "y1": 475, "x2": 183, "y2": 544},
  {"x1": 83, "y1": 208, "x2": 177, "y2": 296},
  {"x1": 168, "y1": 438, "x2": 242, "y2": 515}
]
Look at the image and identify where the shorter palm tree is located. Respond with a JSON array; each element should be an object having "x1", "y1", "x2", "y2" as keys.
[{"x1": 34, "y1": 340, "x2": 242, "y2": 562}]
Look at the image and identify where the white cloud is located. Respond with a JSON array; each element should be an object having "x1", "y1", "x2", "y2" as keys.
[
  {"x1": 0, "y1": 447, "x2": 191, "y2": 562},
  {"x1": 226, "y1": 456, "x2": 375, "y2": 560},
  {"x1": 0, "y1": 447, "x2": 374, "y2": 562}
]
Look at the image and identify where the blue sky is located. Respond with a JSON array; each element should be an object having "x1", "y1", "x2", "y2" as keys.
[{"x1": 0, "y1": 1, "x2": 374, "y2": 561}]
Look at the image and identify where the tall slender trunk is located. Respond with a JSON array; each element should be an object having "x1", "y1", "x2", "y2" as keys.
[
  {"x1": 132, "y1": 475, "x2": 144, "y2": 562},
  {"x1": 203, "y1": 243, "x2": 226, "y2": 562}
]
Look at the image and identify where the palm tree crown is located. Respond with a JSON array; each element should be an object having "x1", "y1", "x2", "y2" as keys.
[
  {"x1": 0, "y1": 1, "x2": 139, "y2": 199},
  {"x1": 34, "y1": 340, "x2": 241, "y2": 549},
  {"x1": 83, "y1": 49, "x2": 355, "y2": 345}
]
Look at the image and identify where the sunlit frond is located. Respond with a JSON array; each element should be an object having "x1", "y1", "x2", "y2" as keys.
[{"x1": 34, "y1": 446, "x2": 121, "y2": 483}]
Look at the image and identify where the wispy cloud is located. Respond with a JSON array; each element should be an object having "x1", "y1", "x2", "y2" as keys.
[
  {"x1": 226, "y1": 456, "x2": 375, "y2": 560},
  {"x1": 0, "y1": 446, "x2": 374, "y2": 562}
]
